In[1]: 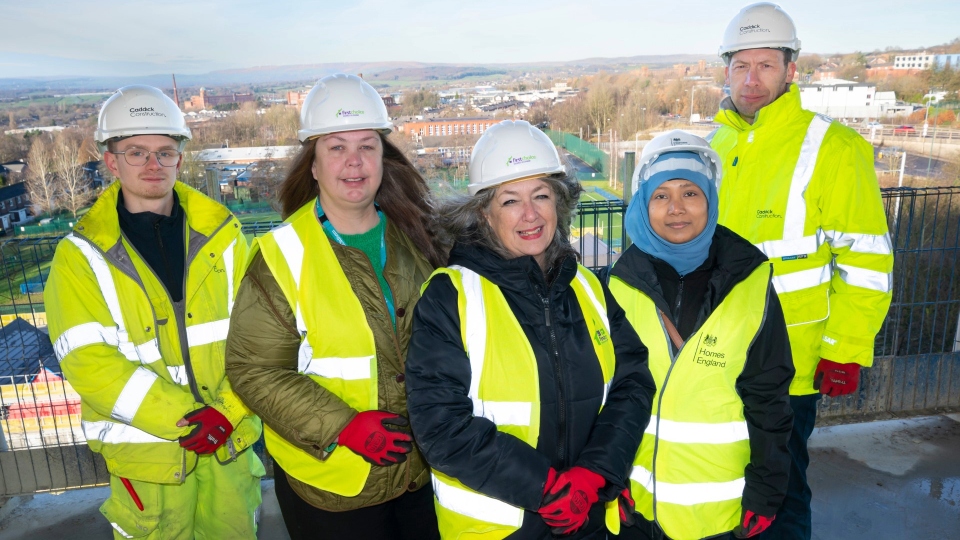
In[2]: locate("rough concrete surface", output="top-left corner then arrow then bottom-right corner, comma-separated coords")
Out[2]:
0,415 -> 958,539
808,413 -> 960,539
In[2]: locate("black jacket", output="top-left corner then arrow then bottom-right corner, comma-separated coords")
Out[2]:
608,225 -> 794,518
406,243 -> 656,539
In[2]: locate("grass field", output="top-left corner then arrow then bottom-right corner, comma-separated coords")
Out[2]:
0,93 -> 106,111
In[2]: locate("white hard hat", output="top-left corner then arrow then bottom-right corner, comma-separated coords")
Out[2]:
719,2 -> 801,64
467,120 -> 565,196
298,74 -> 393,142
94,85 -> 191,150
633,130 -> 722,195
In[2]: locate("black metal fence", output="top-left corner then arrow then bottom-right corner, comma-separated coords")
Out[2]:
0,188 -> 958,495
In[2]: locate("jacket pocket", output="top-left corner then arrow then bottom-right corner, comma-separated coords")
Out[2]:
778,285 -> 829,327
100,489 -> 160,538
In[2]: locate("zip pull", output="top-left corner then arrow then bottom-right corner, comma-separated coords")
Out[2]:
543,299 -> 551,327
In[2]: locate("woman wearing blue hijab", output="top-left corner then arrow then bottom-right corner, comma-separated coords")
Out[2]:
605,131 -> 794,540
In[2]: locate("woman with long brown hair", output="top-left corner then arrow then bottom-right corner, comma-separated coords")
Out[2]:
225,73 -> 442,540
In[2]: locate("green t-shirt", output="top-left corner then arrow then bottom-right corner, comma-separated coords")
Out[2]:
338,217 -> 395,328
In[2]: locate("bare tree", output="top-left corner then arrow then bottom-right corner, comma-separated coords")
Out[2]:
51,130 -> 94,219
25,134 -> 59,218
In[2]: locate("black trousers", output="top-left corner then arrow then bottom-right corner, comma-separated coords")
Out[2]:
273,461 -> 440,540
757,393 -> 821,540
618,516 -> 734,540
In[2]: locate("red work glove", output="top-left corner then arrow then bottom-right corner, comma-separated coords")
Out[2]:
338,410 -> 413,466
733,509 -> 775,538
543,467 -> 558,496
537,466 -> 606,535
178,406 -> 233,454
814,358 -> 861,397
617,487 -> 636,527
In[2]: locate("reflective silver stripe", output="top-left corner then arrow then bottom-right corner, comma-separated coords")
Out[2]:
771,263 -> 832,294
641,157 -> 716,182
837,264 -> 892,293
110,523 -> 134,538
754,230 -> 824,259
432,474 -> 524,528
448,265 -> 487,416
271,224 -> 313,369
272,224 -> 307,332
475,401 -> 532,427
224,238 -> 237,315
645,418 -> 749,444
575,269 -> 610,333
66,235 -> 127,335
303,356 -> 373,380
82,419 -> 169,444
631,465 -> 745,505
824,230 -> 892,255
185,318 -> 230,348
167,365 -> 189,385
132,340 -> 162,364
111,368 -> 158,423
781,115 -> 832,244
65,235 -> 163,365
53,322 -> 119,361
449,266 -> 534,426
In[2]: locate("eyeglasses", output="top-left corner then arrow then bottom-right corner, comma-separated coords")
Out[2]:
110,148 -> 182,167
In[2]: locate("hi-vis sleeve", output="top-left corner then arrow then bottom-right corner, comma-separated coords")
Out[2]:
46,237 -> 197,441
818,136 -> 893,366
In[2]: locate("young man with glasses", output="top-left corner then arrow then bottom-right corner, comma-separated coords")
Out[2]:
45,85 -> 263,539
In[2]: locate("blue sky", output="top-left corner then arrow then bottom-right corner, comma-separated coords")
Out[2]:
3,0 -> 958,78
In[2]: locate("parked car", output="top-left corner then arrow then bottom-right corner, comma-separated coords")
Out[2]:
893,125 -> 916,135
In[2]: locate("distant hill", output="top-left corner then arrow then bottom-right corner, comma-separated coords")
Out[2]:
0,54 -> 716,94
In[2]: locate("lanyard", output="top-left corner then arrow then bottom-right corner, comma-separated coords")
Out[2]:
315,198 -> 395,323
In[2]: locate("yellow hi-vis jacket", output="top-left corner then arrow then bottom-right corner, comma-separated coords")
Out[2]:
427,265 -> 616,540
45,182 -> 259,484
712,84 -> 893,395
253,201 -> 381,497
609,263 -> 771,540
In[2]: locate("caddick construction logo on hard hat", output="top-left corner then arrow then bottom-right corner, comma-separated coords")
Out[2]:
670,137 -> 685,146
336,108 -> 364,118
129,107 -> 166,118
739,24 -> 770,35
505,155 -> 536,166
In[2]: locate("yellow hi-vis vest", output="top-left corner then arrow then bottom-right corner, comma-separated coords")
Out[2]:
608,263 -> 771,540
255,200 -> 379,496
426,264 -> 616,540
712,85 -> 893,395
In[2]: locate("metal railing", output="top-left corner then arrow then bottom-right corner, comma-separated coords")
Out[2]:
0,187 -> 958,495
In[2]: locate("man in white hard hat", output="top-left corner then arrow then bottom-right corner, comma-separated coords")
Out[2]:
45,85 -> 263,539
711,3 -> 893,539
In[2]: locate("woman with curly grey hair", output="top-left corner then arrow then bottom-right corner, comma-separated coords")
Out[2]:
405,120 -> 656,539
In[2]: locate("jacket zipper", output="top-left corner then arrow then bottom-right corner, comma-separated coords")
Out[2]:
537,286 -> 566,466
674,277 -> 684,330
120,228 -> 204,404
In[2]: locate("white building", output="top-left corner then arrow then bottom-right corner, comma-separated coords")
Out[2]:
894,52 -> 934,70
799,80 -> 888,120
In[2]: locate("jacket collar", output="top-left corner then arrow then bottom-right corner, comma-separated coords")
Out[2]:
74,181 -> 233,253
611,225 -> 767,316
448,242 -> 577,297
715,83 -> 802,132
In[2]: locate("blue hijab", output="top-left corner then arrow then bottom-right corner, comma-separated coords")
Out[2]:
624,151 -> 719,276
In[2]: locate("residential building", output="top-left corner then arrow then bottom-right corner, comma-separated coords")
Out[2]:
894,52 -> 935,70
799,79 -> 894,120
0,182 -> 30,232
401,117 -> 501,142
